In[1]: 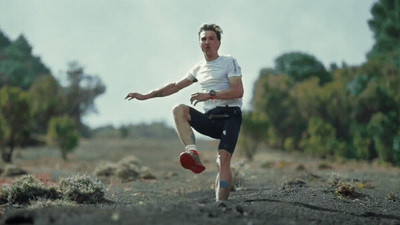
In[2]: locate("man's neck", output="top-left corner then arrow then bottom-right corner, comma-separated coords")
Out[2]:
204,53 -> 219,62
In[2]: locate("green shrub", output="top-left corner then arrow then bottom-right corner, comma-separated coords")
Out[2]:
238,111 -> 269,160
48,116 -> 80,160
237,135 -> 258,161
353,131 -> 372,160
284,137 -> 296,152
367,112 -> 400,165
328,140 -> 348,160
300,117 -> 337,157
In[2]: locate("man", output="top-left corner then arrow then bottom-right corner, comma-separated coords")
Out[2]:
125,23 -> 244,201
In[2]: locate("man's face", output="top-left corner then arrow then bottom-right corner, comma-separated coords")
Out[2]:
199,30 -> 220,55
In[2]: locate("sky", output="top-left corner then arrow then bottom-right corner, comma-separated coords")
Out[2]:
0,0 -> 377,129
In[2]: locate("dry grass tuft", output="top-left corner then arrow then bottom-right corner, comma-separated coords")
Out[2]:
0,175 -> 58,205
0,174 -> 108,206
94,155 -> 156,182
59,174 -> 106,204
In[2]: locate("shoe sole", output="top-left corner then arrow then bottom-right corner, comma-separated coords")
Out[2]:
180,152 -> 205,174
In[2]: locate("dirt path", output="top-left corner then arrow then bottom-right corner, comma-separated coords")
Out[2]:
1,138 -> 400,224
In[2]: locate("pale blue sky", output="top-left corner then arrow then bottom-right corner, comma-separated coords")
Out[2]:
0,0 -> 376,128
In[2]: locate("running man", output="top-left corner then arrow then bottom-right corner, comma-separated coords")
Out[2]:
125,23 -> 244,201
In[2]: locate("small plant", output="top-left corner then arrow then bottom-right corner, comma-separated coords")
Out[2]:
59,174 -> 105,204
327,173 -> 344,186
386,193 -> 399,202
0,175 -> 58,205
334,182 -> 356,199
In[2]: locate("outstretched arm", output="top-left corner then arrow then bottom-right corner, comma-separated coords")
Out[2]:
125,78 -> 193,101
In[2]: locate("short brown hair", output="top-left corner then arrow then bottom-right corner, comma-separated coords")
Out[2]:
198,24 -> 223,41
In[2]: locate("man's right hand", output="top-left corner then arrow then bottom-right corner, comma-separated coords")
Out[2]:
125,92 -> 148,101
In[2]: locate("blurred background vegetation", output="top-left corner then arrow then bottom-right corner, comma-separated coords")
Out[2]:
239,0 -> 400,166
0,0 -> 399,166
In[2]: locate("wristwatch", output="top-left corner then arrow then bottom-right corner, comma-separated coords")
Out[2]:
209,90 -> 216,100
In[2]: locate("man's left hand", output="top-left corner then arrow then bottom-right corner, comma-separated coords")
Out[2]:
190,92 -> 209,106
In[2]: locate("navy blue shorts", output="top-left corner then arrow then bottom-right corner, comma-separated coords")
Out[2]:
189,106 -> 242,153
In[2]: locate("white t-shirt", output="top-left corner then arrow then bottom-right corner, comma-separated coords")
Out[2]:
186,55 -> 242,112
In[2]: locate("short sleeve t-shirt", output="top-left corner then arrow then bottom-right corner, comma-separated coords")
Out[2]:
185,55 -> 242,112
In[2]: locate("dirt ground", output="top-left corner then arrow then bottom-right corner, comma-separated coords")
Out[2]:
1,138 -> 400,225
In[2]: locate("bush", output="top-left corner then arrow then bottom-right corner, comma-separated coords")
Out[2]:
237,135 -> 258,161
284,137 -> 296,152
368,112 -> 400,165
238,111 -> 269,160
353,131 -> 372,160
0,175 -> 58,204
59,175 -> 105,204
0,174 -> 108,206
48,116 -> 80,160
300,117 -> 337,157
94,156 -> 156,182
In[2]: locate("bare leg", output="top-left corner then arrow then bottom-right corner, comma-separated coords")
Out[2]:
173,104 -> 196,146
215,150 -> 232,201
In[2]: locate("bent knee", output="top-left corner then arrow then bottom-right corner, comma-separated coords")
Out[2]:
173,104 -> 190,120
173,104 -> 189,114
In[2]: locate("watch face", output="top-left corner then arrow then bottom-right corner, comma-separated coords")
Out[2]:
209,90 -> 216,96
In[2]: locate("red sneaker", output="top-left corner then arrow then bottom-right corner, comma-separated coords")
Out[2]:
179,150 -> 206,174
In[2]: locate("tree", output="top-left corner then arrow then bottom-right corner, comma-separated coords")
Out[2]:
0,30 -> 11,49
0,114 -> 9,161
367,112 -> 400,165
300,117 -> 347,159
48,116 -> 80,160
63,62 -> 106,136
367,0 -> 400,59
292,77 -> 322,121
0,33 -> 50,90
29,75 -> 65,133
252,69 -> 305,148
274,52 -> 332,84
0,86 -> 31,162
